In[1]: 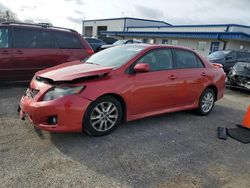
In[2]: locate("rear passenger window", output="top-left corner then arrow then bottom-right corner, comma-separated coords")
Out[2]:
13,29 -> 37,48
175,50 -> 204,69
36,31 -> 56,48
13,28 -> 56,48
54,32 -> 83,49
0,28 -> 9,48
197,57 -> 205,68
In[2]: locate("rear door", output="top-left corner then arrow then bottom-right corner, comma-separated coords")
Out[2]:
0,27 -> 13,81
53,31 -> 89,62
12,27 -> 61,80
173,49 -> 209,106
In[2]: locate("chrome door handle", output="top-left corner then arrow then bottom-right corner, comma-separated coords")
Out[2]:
169,75 -> 177,80
16,50 -> 24,54
1,50 -> 9,55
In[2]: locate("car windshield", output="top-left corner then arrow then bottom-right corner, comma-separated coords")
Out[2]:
113,40 -> 126,45
85,45 -> 146,68
207,51 -> 230,60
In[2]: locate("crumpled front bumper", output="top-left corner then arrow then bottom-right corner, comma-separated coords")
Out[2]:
226,72 -> 250,90
19,91 -> 92,132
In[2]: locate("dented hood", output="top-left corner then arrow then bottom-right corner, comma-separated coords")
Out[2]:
36,60 -> 113,82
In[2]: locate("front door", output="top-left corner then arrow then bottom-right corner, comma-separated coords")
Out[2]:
129,48 -> 178,115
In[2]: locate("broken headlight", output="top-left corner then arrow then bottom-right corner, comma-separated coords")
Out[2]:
43,85 -> 85,101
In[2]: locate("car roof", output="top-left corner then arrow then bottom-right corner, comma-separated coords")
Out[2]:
0,22 -> 77,33
128,44 -> 196,51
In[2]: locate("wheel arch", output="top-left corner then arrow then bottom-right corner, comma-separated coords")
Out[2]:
204,85 -> 218,101
97,93 -> 127,122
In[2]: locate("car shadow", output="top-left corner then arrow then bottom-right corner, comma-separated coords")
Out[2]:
226,86 -> 250,95
49,105 -> 247,187
0,81 -> 30,88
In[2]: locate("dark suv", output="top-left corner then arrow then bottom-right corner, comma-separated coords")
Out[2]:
0,22 -> 93,81
207,50 -> 250,74
84,37 -> 105,52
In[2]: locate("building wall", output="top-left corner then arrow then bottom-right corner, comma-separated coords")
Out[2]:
128,26 -> 227,32
225,40 -> 250,51
229,26 -> 250,35
125,18 -> 168,28
82,18 -> 170,37
83,20 -> 125,37
115,36 -> 225,56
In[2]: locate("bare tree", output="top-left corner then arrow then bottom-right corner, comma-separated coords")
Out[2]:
0,10 -> 18,22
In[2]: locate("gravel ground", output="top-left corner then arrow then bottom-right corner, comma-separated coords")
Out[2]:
0,83 -> 250,188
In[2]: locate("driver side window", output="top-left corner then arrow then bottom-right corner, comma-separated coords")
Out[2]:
137,49 -> 173,71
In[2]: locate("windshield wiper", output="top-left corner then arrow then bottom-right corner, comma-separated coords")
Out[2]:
84,62 -> 100,65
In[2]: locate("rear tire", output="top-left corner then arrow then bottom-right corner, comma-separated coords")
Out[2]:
83,96 -> 123,136
197,88 -> 215,116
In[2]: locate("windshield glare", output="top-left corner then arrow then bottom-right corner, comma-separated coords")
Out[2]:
85,45 -> 146,68
235,62 -> 250,71
207,51 -> 230,60
113,40 -> 126,45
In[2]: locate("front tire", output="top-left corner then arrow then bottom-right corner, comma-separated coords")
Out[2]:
83,96 -> 123,136
197,88 -> 215,115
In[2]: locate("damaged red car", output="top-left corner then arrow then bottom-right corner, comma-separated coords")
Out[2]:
19,44 -> 225,136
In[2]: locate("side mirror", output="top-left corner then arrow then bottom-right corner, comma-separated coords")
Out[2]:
226,56 -> 232,60
134,63 -> 150,73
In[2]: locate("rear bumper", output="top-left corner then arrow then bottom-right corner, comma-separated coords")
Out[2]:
19,94 -> 92,132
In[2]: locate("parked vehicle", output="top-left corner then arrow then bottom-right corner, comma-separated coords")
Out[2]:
19,44 -> 225,136
98,36 -> 117,44
207,50 -> 250,74
84,37 -> 106,52
100,39 -> 142,50
0,22 -> 93,81
226,61 -> 250,90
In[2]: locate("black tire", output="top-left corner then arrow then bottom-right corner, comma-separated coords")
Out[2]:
197,88 -> 215,116
83,96 -> 123,136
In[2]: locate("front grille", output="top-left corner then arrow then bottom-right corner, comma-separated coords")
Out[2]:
26,88 -> 39,98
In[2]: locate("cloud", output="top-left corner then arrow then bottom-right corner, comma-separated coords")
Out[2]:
64,0 -> 85,5
74,9 -> 85,15
0,2 -> 10,11
66,16 -> 82,24
135,5 -> 164,19
20,5 -> 37,10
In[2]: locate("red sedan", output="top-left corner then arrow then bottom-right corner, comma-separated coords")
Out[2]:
19,44 -> 225,136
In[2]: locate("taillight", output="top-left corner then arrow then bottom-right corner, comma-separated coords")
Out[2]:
212,63 -> 223,69
87,48 -> 94,55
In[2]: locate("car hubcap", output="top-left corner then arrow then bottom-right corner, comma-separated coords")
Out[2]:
201,92 -> 214,113
90,102 -> 118,132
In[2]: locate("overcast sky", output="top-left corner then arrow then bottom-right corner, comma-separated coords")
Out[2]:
0,0 -> 250,33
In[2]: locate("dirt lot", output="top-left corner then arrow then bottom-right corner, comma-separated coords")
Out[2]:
0,83 -> 250,188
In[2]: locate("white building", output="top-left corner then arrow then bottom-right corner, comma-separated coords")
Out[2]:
82,17 -> 250,56
82,17 -> 170,37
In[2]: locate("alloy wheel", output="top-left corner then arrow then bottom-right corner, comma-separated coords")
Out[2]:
90,102 -> 118,132
201,92 -> 214,113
